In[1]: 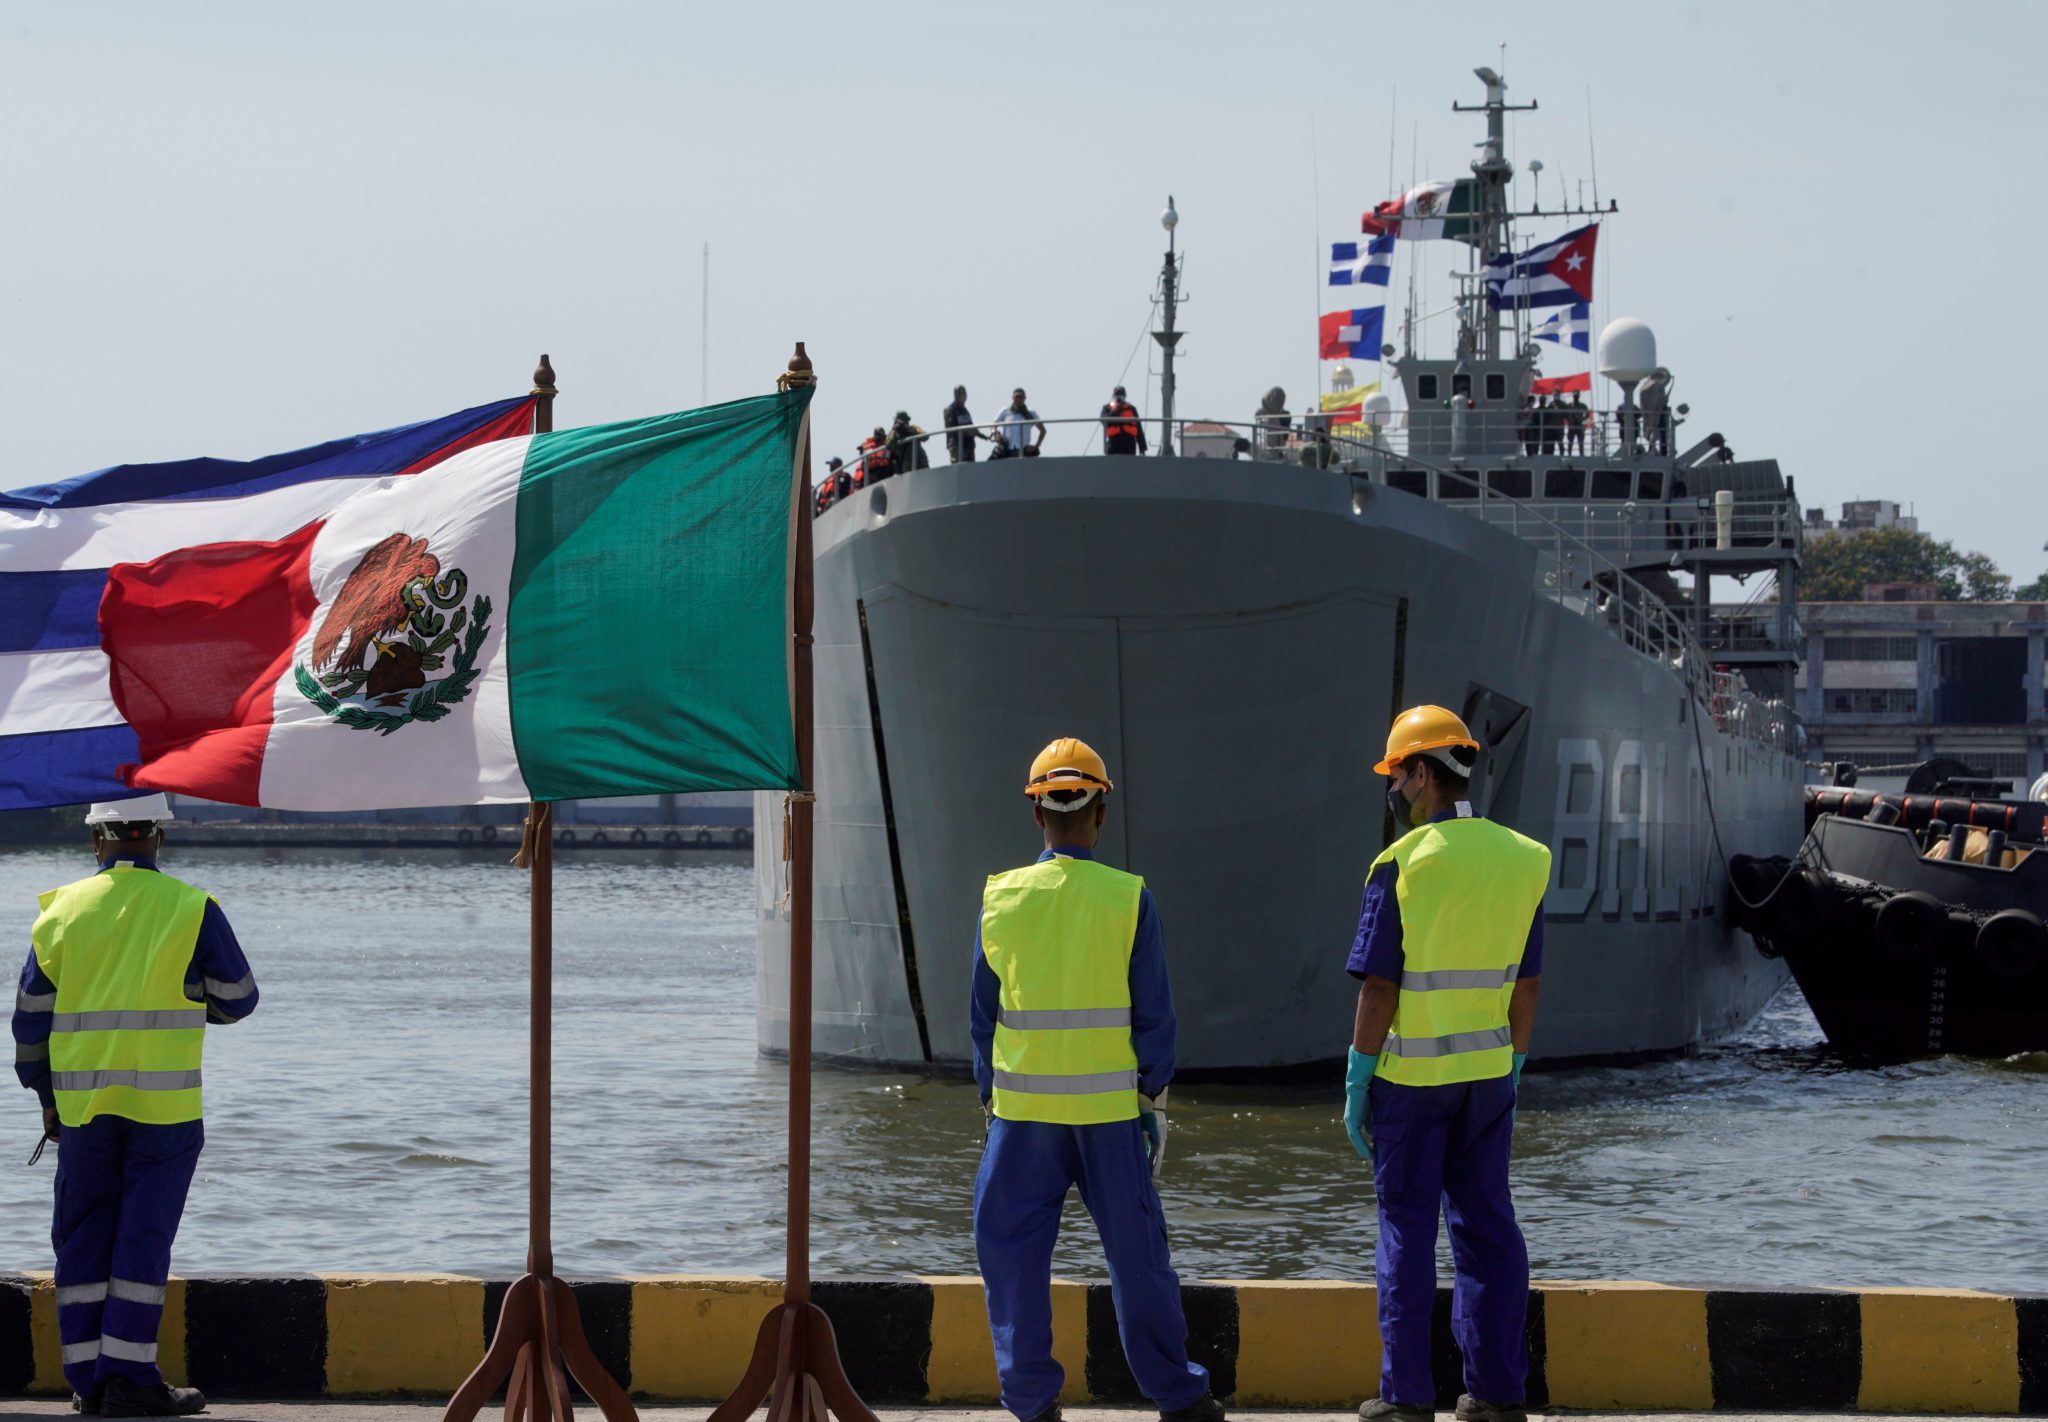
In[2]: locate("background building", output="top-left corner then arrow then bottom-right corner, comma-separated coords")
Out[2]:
1798,599 -> 2047,790
1804,499 -> 1919,536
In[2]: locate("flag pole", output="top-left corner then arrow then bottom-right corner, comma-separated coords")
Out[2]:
709,344 -> 879,1422
442,356 -> 639,1422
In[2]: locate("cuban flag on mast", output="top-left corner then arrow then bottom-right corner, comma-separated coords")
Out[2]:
1484,223 -> 1599,311
1329,232 -> 1395,288
1319,306 -> 1386,361
1533,302 -> 1591,351
0,398 -> 536,809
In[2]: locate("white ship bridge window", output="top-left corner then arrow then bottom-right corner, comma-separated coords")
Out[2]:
1591,469 -> 1633,500
1638,470 -> 1665,500
1388,468 -> 1429,498
1487,468 -> 1533,498
1440,471 -> 1480,500
1544,469 -> 1585,499
1484,373 -> 1508,401
1417,374 -> 1440,401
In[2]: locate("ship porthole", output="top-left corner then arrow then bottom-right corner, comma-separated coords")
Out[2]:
869,486 -> 888,522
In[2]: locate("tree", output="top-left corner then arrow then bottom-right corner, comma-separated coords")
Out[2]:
1801,526 -> 2012,602
2018,570 -> 2048,601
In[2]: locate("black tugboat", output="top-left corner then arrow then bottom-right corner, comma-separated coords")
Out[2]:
1732,765 -> 2048,1056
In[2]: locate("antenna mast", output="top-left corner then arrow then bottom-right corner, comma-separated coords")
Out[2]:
1449,68 -> 1619,363
1452,67 -> 1535,361
1154,197 -> 1183,456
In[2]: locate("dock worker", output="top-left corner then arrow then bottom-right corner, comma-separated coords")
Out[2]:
13,795 -> 257,1417
1100,386 -> 1148,456
1342,708 -> 1549,1422
971,740 -> 1222,1422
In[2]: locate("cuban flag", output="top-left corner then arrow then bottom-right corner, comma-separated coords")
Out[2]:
0,398 -> 536,809
1484,223 -> 1599,311
1329,232 -> 1395,288
1319,306 -> 1386,361
1534,302 -> 1592,352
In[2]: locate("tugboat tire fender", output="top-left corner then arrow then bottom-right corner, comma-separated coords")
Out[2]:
1975,909 -> 2048,984
1773,866 -> 1837,937
1875,891 -> 1946,967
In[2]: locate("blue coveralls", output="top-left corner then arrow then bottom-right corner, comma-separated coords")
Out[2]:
970,847 -> 1209,1420
13,853 -> 259,1396
1347,813 -> 1544,1407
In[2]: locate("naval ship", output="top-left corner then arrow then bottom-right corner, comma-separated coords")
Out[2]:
756,69 -> 1806,1077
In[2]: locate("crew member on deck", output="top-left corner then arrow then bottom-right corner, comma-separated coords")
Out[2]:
991,389 -> 1046,459
971,740 -> 1221,1422
945,386 -> 983,463
14,795 -> 258,1417
1342,709 -> 1549,1422
1100,386 -> 1148,456
889,410 -> 932,472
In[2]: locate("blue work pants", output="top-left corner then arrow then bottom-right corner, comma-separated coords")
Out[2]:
52,1117 -> 203,1395
1370,1075 -> 1527,1406
974,1116 -> 1208,1419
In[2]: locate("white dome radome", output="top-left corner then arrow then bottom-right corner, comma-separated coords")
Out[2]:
1361,391 -> 1393,428
1598,318 -> 1658,385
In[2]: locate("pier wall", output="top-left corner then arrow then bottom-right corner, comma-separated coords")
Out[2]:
3,1275 -> 2045,1412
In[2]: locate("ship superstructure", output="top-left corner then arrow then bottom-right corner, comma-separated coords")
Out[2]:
757,70 -> 1805,1075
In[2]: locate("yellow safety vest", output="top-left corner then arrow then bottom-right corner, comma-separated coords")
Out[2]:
31,868 -> 213,1128
980,856 -> 1144,1125
1370,812 -> 1551,1087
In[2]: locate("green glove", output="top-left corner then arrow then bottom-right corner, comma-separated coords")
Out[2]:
1137,1092 -> 1168,1178
1344,1048 -> 1379,1161
1510,1052 -> 1527,1127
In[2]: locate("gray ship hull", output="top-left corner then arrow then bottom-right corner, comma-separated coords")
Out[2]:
757,456 -> 1797,1074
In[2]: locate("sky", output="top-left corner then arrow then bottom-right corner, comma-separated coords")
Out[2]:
3,0 -> 2044,582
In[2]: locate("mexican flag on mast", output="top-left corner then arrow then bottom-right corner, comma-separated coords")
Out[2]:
1362,179 -> 1478,241
78,391 -> 809,809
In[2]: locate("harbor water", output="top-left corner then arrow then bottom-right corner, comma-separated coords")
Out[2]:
2,848 -> 2043,1291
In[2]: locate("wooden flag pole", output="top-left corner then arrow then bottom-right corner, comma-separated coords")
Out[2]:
443,357 -> 638,1422
709,347 -> 878,1422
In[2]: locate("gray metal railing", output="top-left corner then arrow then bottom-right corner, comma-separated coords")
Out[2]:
815,415 -> 1800,753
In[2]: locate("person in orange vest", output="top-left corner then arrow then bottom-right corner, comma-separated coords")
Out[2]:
1099,385 -> 1148,456
859,427 -> 896,486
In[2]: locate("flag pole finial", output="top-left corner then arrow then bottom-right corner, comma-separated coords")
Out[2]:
532,354 -> 557,397
779,342 -> 816,391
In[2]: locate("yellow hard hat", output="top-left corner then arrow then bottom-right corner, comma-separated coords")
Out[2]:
1025,737 -> 1114,800
1373,704 -> 1481,776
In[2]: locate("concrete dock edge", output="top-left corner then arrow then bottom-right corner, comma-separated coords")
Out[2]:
2,1274 -> 2044,1413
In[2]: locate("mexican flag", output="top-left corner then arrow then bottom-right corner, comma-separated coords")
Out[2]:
1361,179 -> 1478,242
45,390 -> 809,809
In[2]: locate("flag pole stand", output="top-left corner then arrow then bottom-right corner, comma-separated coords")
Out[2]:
443,358 -> 638,1422
708,346 -> 877,1422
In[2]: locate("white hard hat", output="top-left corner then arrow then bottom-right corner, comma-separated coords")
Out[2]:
84,793 -> 175,825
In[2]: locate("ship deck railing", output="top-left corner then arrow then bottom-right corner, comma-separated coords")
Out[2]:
845,408 -> 1709,469
820,418 -> 1800,756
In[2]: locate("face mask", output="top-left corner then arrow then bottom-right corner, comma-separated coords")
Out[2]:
1386,770 -> 1426,828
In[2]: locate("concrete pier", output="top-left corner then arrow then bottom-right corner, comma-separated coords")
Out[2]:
0,1408 -> 2021,1422
4,1275 -> 2044,1413
163,822 -> 752,852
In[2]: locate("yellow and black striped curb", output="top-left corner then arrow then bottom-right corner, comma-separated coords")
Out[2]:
3,1275 -> 2046,1412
